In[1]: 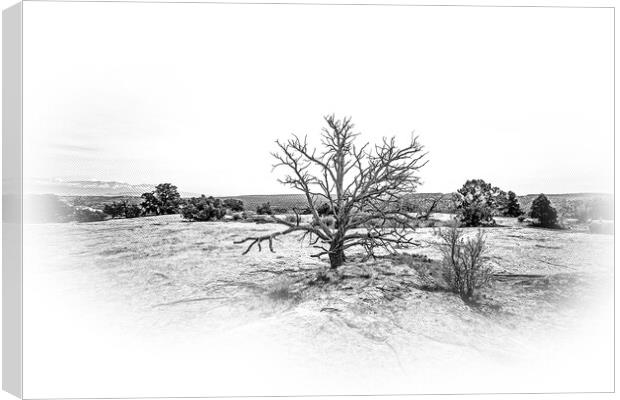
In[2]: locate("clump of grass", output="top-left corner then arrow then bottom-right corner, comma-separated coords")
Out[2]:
394,252 -> 433,265
394,253 -> 447,291
308,269 -> 342,286
266,280 -> 298,301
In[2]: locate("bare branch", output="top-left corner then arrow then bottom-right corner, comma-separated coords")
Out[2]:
237,115 -> 428,269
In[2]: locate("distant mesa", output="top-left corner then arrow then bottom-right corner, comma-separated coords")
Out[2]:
26,179 -> 198,197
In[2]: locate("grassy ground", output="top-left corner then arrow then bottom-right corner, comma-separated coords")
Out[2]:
23,214 -> 614,396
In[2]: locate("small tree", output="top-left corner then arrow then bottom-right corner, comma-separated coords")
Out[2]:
455,179 -> 505,227
436,223 -> 492,302
529,194 -> 558,228
235,115 -> 427,269
502,191 -> 523,217
140,183 -> 181,215
154,183 -> 181,214
223,198 -> 244,212
180,195 -> 227,221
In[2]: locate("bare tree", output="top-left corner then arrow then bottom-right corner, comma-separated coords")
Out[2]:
234,115 -> 428,269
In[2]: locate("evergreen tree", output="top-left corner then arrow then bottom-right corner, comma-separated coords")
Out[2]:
455,179 -> 504,226
503,191 -> 523,217
529,194 -> 558,228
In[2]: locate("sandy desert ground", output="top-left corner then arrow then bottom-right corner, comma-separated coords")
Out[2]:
22,214 -> 614,397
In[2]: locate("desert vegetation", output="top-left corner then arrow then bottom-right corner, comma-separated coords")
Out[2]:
528,193 -> 560,228
180,196 -> 228,221
436,224 -> 493,302
141,183 -> 182,215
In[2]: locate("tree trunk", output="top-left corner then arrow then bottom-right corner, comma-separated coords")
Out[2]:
329,242 -> 346,269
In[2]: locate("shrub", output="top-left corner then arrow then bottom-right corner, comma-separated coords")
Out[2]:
232,212 -> 244,221
529,194 -> 559,228
455,179 -> 505,227
256,202 -> 273,215
241,211 -> 257,219
435,224 -> 493,302
223,198 -> 244,212
104,201 -> 143,219
74,207 -> 107,223
103,202 -> 125,218
180,195 -> 226,221
266,280 -> 298,301
124,204 -> 142,218
517,215 -> 526,223
317,202 -> 337,216
272,207 -> 289,214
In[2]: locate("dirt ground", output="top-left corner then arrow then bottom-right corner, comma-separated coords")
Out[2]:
22,214 -> 614,397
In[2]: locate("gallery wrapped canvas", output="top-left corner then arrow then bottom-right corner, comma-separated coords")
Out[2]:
2,1 -> 615,398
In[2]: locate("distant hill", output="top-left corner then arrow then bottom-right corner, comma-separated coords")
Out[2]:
27,179 -> 198,197
222,192 -> 613,218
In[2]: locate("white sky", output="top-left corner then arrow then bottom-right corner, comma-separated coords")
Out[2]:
23,2 -> 614,196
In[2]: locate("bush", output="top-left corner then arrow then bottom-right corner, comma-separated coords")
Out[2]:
455,179 -> 505,227
435,224 -> 493,302
223,198 -> 244,212
103,202 -> 125,218
180,195 -> 227,221
317,203 -> 337,216
266,280 -> 298,301
242,211 -> 257,219
103,201 -> 143,219
256,202 -> 273,215
74,208 -> 107,223
124,204 -> 142,218
272,207 -> 289,214
529,194 -> 559,228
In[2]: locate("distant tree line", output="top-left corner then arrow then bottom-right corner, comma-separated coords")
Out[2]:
453,179 -> 561,228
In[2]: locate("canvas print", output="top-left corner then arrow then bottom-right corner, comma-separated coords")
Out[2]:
16,1 -> 613,398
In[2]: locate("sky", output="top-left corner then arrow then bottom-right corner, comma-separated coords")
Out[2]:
22,2 -> 614,197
